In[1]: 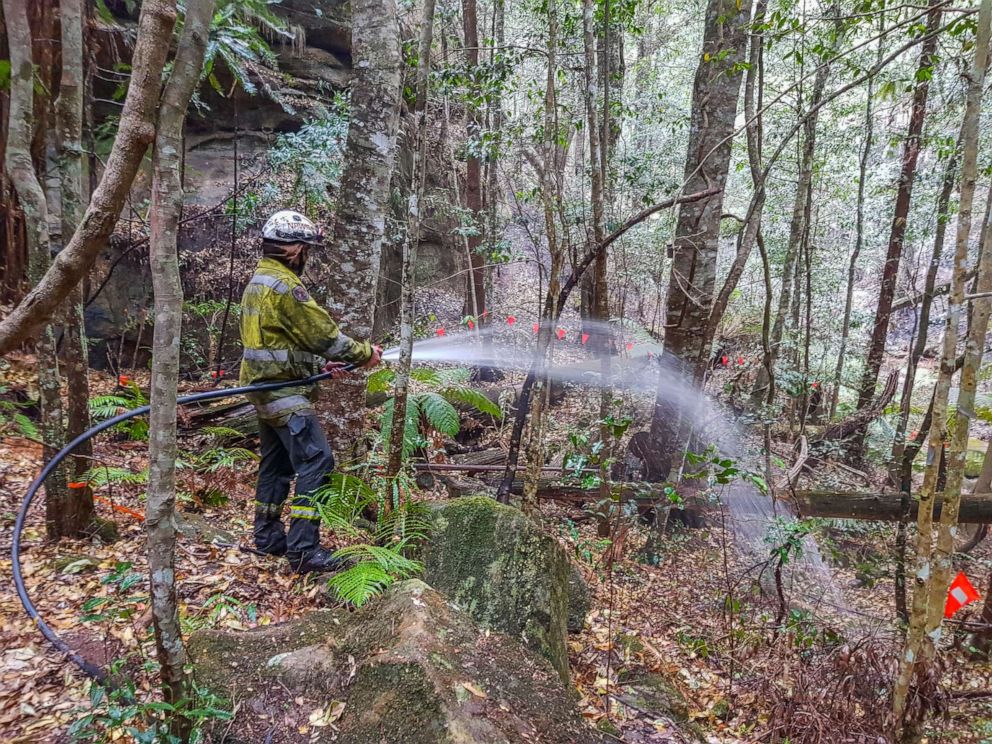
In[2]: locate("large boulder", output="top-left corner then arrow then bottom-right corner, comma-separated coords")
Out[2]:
422,496 -> 590,683
189,580 -> 609,743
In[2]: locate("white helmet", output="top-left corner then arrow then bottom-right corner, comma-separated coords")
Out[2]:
261,210 -> 323,245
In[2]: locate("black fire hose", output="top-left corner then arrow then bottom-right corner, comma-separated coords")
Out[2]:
11,368 -> 352,684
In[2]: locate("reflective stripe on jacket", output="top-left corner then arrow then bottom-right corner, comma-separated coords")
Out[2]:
239,257 -> 372,423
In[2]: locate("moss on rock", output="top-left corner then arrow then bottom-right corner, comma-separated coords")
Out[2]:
422,496 -> 587,683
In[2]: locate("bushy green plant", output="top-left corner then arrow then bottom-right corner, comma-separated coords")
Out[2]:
371,366 -> 501,460
88,380 -> 149,441
313,473 -> 431,607
0,385 -> 38,439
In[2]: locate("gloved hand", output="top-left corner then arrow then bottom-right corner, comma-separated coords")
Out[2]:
322,361 -> 353,379
361,344 -> 383,370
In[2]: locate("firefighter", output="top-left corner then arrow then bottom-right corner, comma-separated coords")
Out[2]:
239,210 -> 382,573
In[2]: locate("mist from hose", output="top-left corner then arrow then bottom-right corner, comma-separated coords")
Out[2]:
382,322 -> 866,631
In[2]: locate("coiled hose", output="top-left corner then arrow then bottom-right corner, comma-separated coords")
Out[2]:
11,369 -> 349,683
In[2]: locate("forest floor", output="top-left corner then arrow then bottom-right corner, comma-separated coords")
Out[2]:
3,351 -> 992,743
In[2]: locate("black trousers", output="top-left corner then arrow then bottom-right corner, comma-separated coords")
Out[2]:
253,411 -> 334,557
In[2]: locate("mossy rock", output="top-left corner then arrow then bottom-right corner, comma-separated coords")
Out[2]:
422,496 -> 588,683
614,673 -> 706,741
189,580 -> 610,743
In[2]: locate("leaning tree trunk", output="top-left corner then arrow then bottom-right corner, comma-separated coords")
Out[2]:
3,0 -> 71,538
145,0 -> 213,724
323,0 -> 402,456
856,0 -> 942,416
57,0 -> 94,490
386,0 -> 436,478
0,0 -> 177,356
893,0 -> 990,731
647,0 -> 750,472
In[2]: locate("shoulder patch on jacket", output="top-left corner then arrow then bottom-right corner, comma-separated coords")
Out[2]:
292,285 -> 310,303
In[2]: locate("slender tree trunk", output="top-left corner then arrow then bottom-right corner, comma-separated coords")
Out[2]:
751,53 -> 830,406
0,0 -> 177,356
892,147 -> 959,621
386,0 -> 436,478
893,0 -> 990,729
648,0 -> 749,473
323,0 -> 402,456
3,0 -> 71,538
830,41 -> 879,420
462,0 -> 486,327
856,0 -> 942,415
520,0 -> 563,514
57,0 -> 94,491
145,0 -> 213,721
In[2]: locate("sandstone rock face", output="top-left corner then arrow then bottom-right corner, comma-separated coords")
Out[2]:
421,496 -> 590,683
189,580 -> 609,744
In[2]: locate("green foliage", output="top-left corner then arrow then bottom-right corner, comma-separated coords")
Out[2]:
68,670 -> 232,744
80,562 -> 146,624
373,366 -> 501,462
189,446 -> 258,473
88,381 -> 149,441
0,386 -> 38,439
312,473 -> 430,607
199,0 -> 290,99
764,517 -> 817,566
82,466 -> 149,490
269,102 -> 350,216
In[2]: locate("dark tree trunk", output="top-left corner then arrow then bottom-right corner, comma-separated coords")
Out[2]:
647,0 -> 750,472
857,0 -> 942,414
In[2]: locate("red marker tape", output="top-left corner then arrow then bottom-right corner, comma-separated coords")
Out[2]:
556,328 -> 566,340
721,355 -> 728,366
533,323 -> 540,334
467,320 -> 475,330
507,315 -> 517,326
436,327 -> 446,337
737,356 -> 744,366
581,333 -> 589,345
626,342 -> 634,352
118,375 -> 130,386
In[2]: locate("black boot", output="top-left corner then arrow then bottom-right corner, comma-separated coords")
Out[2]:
286,546 -> 344,575
254,520 -> 288,556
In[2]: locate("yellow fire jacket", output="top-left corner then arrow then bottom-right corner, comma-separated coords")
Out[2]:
239,257 -> 372,423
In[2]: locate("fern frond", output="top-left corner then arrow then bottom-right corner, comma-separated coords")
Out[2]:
13,413 -> 38,439
416,393 -> 460,437
83,466 -> 149,488
333,544 -> 423,578
366,368 -> 396,395
441,386 -> 501,418
381,396 -> 425,457
89,395 -> 133,421
375,500 -> 433,543
325,563 -> 393,607
410,368 -> 442,385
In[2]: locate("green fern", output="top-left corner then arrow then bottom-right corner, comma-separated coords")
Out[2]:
325,563 -> 395,607
440,386 -> 501,418
89,394 -> 134,421
13,412 -> 39,439
82,466 -> 149,489
193,446 -> 259,472
410,367 -> 442,385
366,368 -> 395,395
416,392 -> 460,437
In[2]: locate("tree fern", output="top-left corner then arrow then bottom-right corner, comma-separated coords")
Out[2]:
410,367 -> 442,385
440,385 -> 501,417
366,367 -> 395,395
416,392 -> 460,437
333,544 -> 423,578
89,394 -> 134,421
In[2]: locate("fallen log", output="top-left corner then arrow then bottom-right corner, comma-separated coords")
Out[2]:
816,369 -> 899,443
793,490 -> 992,523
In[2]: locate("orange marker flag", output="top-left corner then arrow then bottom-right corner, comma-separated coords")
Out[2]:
945,572 -> 981,618
581,333 -> 589,345
507,315 -> 516,326
625,342 -> 634,352
436,327 -> 446,337
556,328 -> 566,340
532,323 -> 540,334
